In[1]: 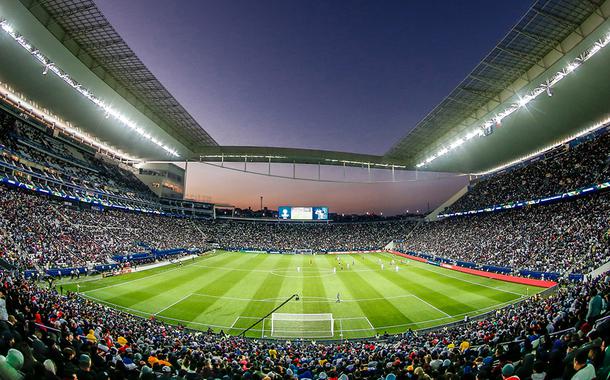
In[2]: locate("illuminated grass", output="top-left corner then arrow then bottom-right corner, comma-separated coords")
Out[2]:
63,251 -> 543,339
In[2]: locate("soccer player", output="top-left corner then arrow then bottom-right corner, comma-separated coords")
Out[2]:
333,267 -> 337,274
395,265 -> 399,272
381,264 -> 384,270
297,267 -> 301,273
336,293 -> 341,303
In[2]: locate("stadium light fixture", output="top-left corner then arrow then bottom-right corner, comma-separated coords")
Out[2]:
0,19 -> 180,158
0,81 -> 138,162
545,80 -> 553,97
416,28 -> 610,169
518,94 -> 533,108
0,21 -> 13,34
473,115 -> 610,176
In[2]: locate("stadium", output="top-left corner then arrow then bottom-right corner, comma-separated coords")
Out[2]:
0,0 -> 609,379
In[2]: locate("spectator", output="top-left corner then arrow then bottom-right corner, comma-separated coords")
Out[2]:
0,348 -> 24,380
572,349 -> 596,380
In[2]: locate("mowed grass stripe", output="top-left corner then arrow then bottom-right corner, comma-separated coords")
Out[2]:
236,254 -> 296,337
99,253 -> 261,315
380,252 -> 538,295
191,254 -> 281,329
334,254 -> 411,333
326,255 -> 379,338
70,251 -> 543,338
301,256 -> 331,314
407,266 -> 522,307
159,254 -> 274,329
380,254 -> 524,308
66,253 -> 218,293
358,254 -> 491,316
353,254 -> 455,320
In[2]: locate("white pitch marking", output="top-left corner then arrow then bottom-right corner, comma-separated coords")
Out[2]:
83,266 -> 184,294
364,316 -> 375,331
229,316 -> 240,329
381,252 -> 525,296
412,294 -> 451,317
154,293 -> 193,316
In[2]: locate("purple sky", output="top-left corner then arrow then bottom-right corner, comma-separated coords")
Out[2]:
95,1 -> 531,214
183,163 -> 469,215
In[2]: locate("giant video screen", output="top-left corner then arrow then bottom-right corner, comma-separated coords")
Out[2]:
278,206 -> 328,220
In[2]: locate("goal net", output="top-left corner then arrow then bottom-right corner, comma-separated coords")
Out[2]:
270,313 -> 334,338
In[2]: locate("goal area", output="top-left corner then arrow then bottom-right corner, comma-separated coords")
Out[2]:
270,313 -> 334,338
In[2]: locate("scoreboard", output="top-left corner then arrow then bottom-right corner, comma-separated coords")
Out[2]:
278,206 -> 329,220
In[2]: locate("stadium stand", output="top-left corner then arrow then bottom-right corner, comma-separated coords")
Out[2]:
2,1 -> 610,377
0,185 -> 207,270
208,220 -> 412,253
1,270 -> 610,379
0,109 -> 157,204
398,192 -> 610,276
2,167 -> 608,276
0,183 -> 415,270
444,130 -> 610,213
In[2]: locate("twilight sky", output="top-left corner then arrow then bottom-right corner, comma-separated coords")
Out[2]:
95,1 -> 532,214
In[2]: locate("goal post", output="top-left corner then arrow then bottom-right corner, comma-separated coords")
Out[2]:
270,313 -> 334,338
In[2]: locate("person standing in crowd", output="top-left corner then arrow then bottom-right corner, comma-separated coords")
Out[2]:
572,349 -> 596,380
0,291 -> 8,331
587,289 -> 604,323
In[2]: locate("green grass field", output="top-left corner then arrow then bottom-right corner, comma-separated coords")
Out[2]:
62,251 -> 544,339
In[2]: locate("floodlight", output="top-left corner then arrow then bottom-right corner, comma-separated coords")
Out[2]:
1,22 -> 14,34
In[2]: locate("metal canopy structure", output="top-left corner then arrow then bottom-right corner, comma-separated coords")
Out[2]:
385,0 -> 604,166
195,146 -> 405,169
19,0 -> 217,151
1,0 -> 609,174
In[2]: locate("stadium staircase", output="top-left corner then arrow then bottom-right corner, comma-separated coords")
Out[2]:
386,218 -> 423,249
587,256 -> 610,281
425,184 -> 469,220
191,220 -> 208,239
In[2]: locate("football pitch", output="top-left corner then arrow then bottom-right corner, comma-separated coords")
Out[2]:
63,251 -> 544,339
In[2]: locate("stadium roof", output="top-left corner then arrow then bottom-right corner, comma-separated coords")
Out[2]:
385,0 -> 607,168
13,0 -> 217,151
1,0 -> 609,173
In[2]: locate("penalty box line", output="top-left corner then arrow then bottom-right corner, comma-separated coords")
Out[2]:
154,292 -> 194,316
381,252 -> 525,297
412,295 -> 451,317
236,315 -> 377,336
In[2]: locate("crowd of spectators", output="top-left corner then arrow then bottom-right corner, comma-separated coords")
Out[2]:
446,131 -> 610,213
400,193 -> 610,275
2,179 -> 609,275
1,268 -> 610,379
206,220 -> 412,253
2,98 -> 610,379
0,110 -> 156,202
0,184 -> 416,270
0,185 -> 206,270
